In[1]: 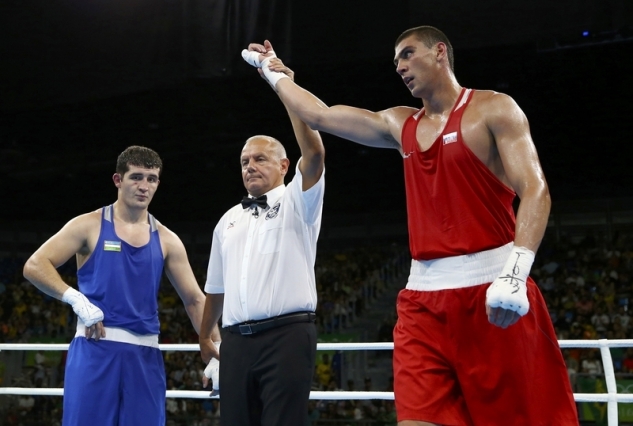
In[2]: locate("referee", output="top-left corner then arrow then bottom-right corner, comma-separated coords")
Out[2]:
199,58 -> 325,426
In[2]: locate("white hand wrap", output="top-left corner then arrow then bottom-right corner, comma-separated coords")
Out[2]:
62,287 -> 104,327
261,56 -> 290,89
486,246 -> 534,316
240,48 -> 289,89
203,341 -> 221,391
241,49 -> 266,68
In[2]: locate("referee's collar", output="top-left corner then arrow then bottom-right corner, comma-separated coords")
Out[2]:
250,184 -> 285,207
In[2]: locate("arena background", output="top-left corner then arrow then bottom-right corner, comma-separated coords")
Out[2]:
1,0 -> 632,229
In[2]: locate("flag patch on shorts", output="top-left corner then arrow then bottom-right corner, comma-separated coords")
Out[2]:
104,240 -> 121,252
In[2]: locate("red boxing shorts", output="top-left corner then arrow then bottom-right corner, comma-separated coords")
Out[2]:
393,276 -> 578,425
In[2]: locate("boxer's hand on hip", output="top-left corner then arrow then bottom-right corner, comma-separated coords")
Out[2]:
62,287 -> 104,327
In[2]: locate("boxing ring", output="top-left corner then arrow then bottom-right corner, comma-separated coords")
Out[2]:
2,339 -> 633,425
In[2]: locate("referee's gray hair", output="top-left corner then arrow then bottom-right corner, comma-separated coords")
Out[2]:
243,135 -> 287,162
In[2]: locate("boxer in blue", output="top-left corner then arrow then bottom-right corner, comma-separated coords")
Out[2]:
23,145 -> 220,425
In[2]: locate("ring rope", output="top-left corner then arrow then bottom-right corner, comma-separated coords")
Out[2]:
1,339 -> 630,425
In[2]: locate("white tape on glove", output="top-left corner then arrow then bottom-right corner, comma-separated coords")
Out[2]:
62,287 -> 104,327
486,246 -> 534,316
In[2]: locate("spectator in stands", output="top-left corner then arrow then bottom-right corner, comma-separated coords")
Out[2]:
563,349 -> 579,387
581,349 -> 603,376
316,353 -> 333,390
591,304 -> 610,337
622,348 -> 633,373
576,291 -> 595,316
613,305 -> 631,331
18,394 -> 35,417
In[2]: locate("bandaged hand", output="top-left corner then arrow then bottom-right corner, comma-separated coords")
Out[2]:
241,39 -> 276,67
203,341 -> 221,395
241,49 -> 269,68
241,40 -> 290,89
486,246 -> 534,323
62,287 -> 104,327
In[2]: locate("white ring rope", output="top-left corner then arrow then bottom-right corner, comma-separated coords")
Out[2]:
1,339 -> 630,425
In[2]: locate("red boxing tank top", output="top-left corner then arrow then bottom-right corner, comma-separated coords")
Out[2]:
401,88 -> 517,260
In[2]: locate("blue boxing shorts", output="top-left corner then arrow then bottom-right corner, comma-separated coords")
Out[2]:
62,337 -> 166,426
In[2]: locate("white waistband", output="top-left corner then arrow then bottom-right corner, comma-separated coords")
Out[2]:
406,242 -> 513,291
75,320 -> 159,348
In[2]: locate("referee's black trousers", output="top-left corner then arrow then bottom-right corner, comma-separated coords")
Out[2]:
219,321 -> 317,426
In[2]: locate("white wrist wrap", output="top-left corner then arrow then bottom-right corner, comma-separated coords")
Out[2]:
203,341 -> 221,391
261,56 -> 290,89
485,246 -> 534,316
62,287 -> 104,327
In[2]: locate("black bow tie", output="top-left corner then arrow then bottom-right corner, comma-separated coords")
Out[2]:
241,195 -> 268,209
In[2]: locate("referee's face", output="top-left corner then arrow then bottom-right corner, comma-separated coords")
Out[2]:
240,138 -> 288,197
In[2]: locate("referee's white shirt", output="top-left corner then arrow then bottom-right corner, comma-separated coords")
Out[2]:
204,160 -> 324,327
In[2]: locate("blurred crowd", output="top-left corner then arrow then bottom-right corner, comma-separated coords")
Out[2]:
2,229 -> 633,425
533,231 -> 633,384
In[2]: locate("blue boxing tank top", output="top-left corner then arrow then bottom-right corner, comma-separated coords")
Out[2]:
77,205 -> 164,335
